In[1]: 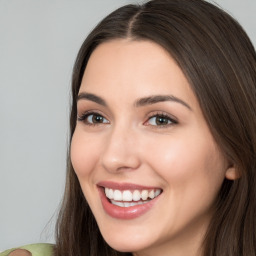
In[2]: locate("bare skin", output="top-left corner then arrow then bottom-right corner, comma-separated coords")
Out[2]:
8,249 -> 32,256
72,39 -> 238,256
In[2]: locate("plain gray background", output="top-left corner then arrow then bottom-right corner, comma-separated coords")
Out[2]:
0,0 -> 255,251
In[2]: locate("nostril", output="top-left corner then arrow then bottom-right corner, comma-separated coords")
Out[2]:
100,133 -> 141,173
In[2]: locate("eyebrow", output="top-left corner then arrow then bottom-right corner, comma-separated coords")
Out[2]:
135,95 -> 192,110
77,92 -> 107,106
77,92 -> 192,110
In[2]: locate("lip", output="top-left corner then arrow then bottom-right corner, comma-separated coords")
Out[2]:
97,181 -> 162,220
98,181 -> 160,191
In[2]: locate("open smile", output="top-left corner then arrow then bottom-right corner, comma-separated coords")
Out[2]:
97,181 -> 163,219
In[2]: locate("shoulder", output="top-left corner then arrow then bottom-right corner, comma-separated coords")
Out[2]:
0,244 -> 54,256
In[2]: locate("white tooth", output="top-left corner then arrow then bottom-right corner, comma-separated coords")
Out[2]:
124,202 -> 137,207
149,190 -> 155,199
108,189 -> 114,199
123,202 -> 130,207
111,200 -> 151,207
111,200 -> 124,207
141,190 -> 148,200
123,190 -> 133,201
155,189 -> 161,197
113,190 -> 122,200
105,188 -> 109,198
133,190 -> 141,201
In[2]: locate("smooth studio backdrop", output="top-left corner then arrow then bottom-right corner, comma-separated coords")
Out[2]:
0,0 -> 255,250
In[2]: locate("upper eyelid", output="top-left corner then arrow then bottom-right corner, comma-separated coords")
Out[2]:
77,111 -> 110,125
145,111 -> 178,122
77,109 -> 108,119
77,109 -> 178,124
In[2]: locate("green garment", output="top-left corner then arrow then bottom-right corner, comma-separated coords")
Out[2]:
0,243 -> 53,256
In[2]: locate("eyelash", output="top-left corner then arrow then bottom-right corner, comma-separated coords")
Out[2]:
77,111 -> 109,126
77,111 -> 178,128
144,111 -> 178,128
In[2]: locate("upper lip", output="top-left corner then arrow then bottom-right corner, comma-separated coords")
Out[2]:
97,181 -> 162,191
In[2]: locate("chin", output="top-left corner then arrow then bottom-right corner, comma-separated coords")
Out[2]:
105,237 -> 149,253
99,225 -> 154,253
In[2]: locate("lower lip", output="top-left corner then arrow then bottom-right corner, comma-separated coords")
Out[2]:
98,187 -> 160,220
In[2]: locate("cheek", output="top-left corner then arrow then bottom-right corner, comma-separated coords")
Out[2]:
70,129 -> 100,179
70,129 -> 104,210
144,134 -> 226,230
145,133 -> 226,194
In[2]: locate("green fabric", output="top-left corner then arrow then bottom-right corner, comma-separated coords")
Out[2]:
0,243 -> 53,256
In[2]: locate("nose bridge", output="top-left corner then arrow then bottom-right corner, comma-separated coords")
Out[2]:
101,122 -> 140,173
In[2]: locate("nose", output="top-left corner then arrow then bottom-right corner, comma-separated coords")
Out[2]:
100,126 -> 141,173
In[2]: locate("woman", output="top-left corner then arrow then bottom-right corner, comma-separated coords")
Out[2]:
56,0 -> 256,255
3,0 -> 256,255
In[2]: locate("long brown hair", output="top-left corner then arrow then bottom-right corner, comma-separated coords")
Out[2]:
55,0 -> 256,255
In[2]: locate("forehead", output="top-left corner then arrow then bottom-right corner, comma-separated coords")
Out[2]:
80,39 -> 198,109
83,39 -> 179,82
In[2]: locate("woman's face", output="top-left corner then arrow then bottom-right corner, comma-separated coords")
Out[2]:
71,39 -> 233,255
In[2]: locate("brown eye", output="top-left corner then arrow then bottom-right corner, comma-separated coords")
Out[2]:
77,112 -> 109,125
147,115 -> 176,126
86,114 -> 108,124
155,116 -> 170,125
91,114 -> 105,123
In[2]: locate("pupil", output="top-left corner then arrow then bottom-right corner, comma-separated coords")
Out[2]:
156,116 -> 168,125
93,115 -> 103,123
